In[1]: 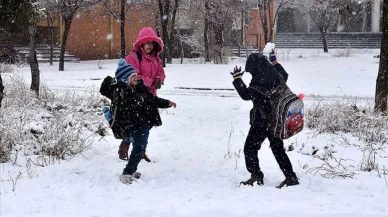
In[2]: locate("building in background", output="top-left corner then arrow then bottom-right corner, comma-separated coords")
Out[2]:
276,0 -> 382,33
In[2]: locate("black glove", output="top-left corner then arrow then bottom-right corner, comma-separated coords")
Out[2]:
152,78 -> 163,89
230,66 -> 244,80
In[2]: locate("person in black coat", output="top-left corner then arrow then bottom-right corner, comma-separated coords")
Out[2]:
231,51 -> 299,188
106,59 -> 176,184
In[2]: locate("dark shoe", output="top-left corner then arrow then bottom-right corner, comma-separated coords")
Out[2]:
142,148 -> 151,163
276,176 -> 299,189
240,172 -> 264,186
118,141 -> 130,160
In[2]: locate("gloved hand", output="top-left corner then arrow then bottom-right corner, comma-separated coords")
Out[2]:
152,78 -> 163,89
230,66 -> 244,80
269,49 -> 277,62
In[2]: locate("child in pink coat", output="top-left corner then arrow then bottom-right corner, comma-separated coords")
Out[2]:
125,27 -> 165,96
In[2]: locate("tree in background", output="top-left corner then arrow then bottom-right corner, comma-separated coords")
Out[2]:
43,7 -> 58,66
158,0 -> 180,65
298,0 -> 340,53
0,0 -> 41,96
269,0 -> 297,42
375,0 -> 388,113
40,0 -> 62,66
0,0 -> 32,40
0,73 -> 3,108
46,0 -> 100,71
120,0 -> 126,58
28,0 -> 42,96
204,0 -> 247,64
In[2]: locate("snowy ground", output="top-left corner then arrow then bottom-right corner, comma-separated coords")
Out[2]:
1,49 -> 387,217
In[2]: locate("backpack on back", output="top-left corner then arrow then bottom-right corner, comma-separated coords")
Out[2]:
100,76 -> 131,139
281,97 -> 304,139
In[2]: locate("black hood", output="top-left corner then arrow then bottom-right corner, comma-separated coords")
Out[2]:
245,53 -> 273,76
245,52 -> 279,91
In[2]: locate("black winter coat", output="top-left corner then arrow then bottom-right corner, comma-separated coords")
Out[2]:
103,78 -> 171,130
233,63 -> 288,126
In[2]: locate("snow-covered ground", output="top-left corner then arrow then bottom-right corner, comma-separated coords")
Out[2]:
1,49 -> 387,217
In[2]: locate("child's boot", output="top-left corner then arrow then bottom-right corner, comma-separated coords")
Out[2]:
240,171 -> 264,186
118,141 -> 130,160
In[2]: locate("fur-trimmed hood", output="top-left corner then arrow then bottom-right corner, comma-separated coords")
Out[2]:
133,27 -> 164,53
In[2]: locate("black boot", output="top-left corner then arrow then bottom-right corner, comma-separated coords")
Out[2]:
240,172 -> 264,186
276,176 -> 299,189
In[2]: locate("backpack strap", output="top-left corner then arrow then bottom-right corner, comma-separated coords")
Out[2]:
135,51 -> 142,63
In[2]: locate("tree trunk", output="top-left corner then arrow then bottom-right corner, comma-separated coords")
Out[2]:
29,23 -> 40,96
259,1 -> 269,43
167,0 -> 179,64
361,3 -> 369,32
213,24 -> 223,64
158,0 -> 169,67
320,28 -> 329,53
0,73 -> 4,108
267,1 -> 274,43
49,26 -> 54,65
204,1 -> 211,62
120,0 -> 126,58
59,17 -> 73,71
241,9 -> 244,45
374,0 -> 388,113
46,13 -> 54,66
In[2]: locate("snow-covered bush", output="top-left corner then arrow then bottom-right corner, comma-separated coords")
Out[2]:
306,99 -> 387,143
331,48 -> 353,57
0,75 -> 110,164
305,98 -> 388,174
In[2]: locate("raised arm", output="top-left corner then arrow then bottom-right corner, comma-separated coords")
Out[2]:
273,63 -> 288,83
233,79 -> 253,101
231,66 -> 253,101
269,49 -> 288,83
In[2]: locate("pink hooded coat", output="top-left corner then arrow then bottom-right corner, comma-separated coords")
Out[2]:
125,27 -> 165,96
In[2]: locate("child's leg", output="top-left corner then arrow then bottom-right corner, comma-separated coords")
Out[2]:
123,127 -> 150,175
141,128 -> 151,162
269,136 -> 296,178
244,124 -> 267,176
118,137 -> 133,160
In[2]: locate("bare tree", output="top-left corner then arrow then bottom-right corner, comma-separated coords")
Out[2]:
174,0 -> 205,59
28,1 -> 44,96
361,0 -> 374,32
204,0 -> 211,62
158,0 -> 180,65
47,0 -> 100,71
0,73 -> 3,107
255,0 -> 296,43
298,0 -> 340,53
46,11 -> 56,66
120,0 -> 126,58
0,0 -> 41,96
336,0 -> 375,32
204,0 -> 245,64
374,0 -> 388,113
102,0 -> 130,59
29,15 -> 40,96
41,4 -> 59,66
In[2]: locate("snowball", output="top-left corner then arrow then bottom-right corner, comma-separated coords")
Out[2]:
263,42 -> 275,54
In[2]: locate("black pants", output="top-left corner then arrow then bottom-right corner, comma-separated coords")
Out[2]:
244,123 -> 296,178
